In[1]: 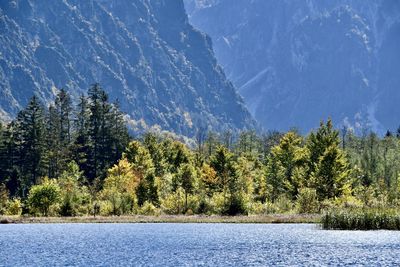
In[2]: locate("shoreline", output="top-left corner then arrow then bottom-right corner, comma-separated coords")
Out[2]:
0,214 -> 321,224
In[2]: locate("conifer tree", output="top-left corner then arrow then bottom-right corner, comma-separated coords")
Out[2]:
0,122 -> 20,196
16,96 -> 48,197
311,145 -> 351,199
210,145 -> 244,214
87,83 -> 104,180
143,132 -> 165,177
177,163 -> 196,212
72,94 -> 91,181
266,132 -> 307,199
307,119 -> 351,199
46,104 -> 61,178
55,88 -> 72,144
109,100 -> 130,165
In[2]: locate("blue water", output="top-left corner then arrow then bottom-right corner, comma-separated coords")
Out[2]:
0,223 -> 399,266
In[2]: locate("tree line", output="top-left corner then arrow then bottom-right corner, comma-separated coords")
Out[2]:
1,85 -> 400,216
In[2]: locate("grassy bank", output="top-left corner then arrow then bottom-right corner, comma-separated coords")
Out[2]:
0,214 -> 320,224
322,209 -> 400,230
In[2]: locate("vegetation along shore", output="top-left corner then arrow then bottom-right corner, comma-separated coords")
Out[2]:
0,214 -> 320,224
1,84 -> 400,230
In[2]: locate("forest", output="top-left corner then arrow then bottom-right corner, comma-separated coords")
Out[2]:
1,84 -> 400,217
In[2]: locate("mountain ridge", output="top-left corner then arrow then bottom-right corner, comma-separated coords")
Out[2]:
185,0 -> 400,134
0,0 -> 256,136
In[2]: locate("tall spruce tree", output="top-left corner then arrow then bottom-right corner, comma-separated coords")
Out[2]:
266,131 -> 307,200
16,96 -> 47,197
109,100 -> 129,165
307,119 -> 351,199
0,122 -> 20,196
55,89 -> 72,143
46,104 -> 61,178
72,94 -> 91,181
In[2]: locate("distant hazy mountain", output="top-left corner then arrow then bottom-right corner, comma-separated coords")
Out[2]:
0,0 -> 255,136
185,0 -> 400,133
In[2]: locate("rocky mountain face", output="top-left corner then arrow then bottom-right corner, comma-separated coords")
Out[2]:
185,0 -> 400,133
0,0 -> 255,136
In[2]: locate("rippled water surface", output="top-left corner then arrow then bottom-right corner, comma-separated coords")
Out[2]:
1,223 -> 400,266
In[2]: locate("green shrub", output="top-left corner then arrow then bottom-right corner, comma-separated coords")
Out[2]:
6,198 -> 22,215
334,195 -> 363,209
28,178 -> 61,216
264,201 -> 279,214
196,195 -> 211,214
296,188 -> 319,214
161,188 -> 185,214
273,195 -> 294,213
224,194 -> 247,215
99,201 -> 113,216
208,192 -> 225,215
247,201 -> 265,215
57,162 -> 92,216
138,201 -> 160,215
0,183 -> 9,215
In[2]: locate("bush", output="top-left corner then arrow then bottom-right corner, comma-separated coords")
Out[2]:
6,198 -> 22,215
334,195 -> 363,209
99,201 -> 113,216
161,188 -> 185,214
208,192 -> 225,215
196,195 -> 211,214
28,178 -> 61,216
0,184 -> 9,215
224,194 -> 247,215
58,164 -> 92,216
264,201 -> 279,214
247,201 -> 265,215
274,195 -> 294,213
59,199 -> 74,217
138,201 -> 160,215
296,188 -> 319,214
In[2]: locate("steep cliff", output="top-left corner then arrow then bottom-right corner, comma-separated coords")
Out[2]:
0,0 -> 255,136
186,0 -> 400,133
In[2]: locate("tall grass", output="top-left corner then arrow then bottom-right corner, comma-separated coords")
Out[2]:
322,208 -> 400,230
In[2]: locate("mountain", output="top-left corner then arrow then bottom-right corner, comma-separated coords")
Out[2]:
185,0 -> 400,133
0,0 -> 255,136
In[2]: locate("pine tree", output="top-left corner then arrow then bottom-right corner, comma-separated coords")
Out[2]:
98,89 -> 112,174
72,94 -> 91,181
55,88 -> 72,144
311,145 -> 351,199
86,84 -> 125,180
87,83 -> 103,180
45,89 -> 73,179
16,96 -> 48,197
109,100 -> 129,165
265,155 -> 285,202
306,119 -> 339,177
177,163 -> 196,212
163,140 -> 191,174
307,119 -> 351,200
360,133 -> 380,186
0,122 -> 20,196
136,172 -> 159,207
46,104 -> 61,178
210,145 -> 244,214
143,132 -> 164,177
266,131 -> 307,200
205,131 -> 219,158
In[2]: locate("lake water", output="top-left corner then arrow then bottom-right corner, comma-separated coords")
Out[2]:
1,223 -> 399,266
